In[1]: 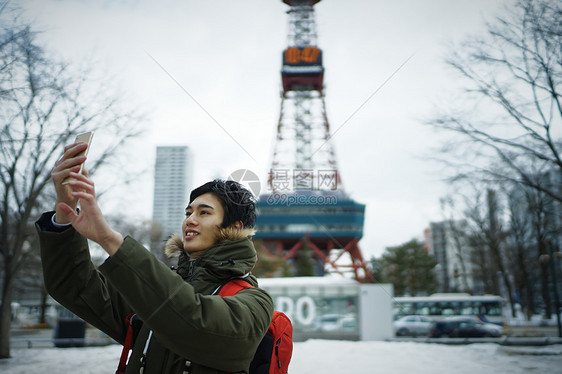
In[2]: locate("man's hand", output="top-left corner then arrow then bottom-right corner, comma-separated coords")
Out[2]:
52,142 -> 89,224
57,171 -> 123,256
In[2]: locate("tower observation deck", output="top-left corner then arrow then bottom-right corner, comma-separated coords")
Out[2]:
254,0 -> 374,282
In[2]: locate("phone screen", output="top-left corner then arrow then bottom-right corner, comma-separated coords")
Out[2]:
62,131 -> 94,184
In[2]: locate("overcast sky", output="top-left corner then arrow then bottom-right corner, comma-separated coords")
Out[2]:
17,0 -> 513,259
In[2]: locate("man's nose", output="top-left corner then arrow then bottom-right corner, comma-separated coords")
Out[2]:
185,214 -> 197,225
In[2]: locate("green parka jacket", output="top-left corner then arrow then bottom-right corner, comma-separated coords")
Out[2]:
35,211 -> 274,374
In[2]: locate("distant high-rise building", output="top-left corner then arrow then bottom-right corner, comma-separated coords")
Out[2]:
427,220 -> 477,294
427,221 -> 450,292
152,146 -> 193,248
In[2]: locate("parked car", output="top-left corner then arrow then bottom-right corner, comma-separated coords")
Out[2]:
315,314 -> 357,332
430,317 -> 503,338
393,315 -> 434,336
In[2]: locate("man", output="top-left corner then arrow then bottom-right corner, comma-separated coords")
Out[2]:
35,140 -> 273,373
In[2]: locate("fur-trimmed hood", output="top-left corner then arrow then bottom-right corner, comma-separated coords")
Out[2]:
164,227 -> 256,257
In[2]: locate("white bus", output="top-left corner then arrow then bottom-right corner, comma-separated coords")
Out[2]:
393,293 -> 505,325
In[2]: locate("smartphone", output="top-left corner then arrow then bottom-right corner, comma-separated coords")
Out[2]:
62,131 -> 94,184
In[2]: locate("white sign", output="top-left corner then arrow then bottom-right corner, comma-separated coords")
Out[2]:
276,296 -> 316,325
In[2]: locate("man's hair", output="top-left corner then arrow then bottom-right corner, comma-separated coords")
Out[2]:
189,179 -> 257,228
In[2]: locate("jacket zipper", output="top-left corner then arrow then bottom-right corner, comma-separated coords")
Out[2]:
187,260 -> 196,279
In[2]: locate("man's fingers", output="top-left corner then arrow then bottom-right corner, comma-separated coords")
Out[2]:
67,172 -> 94,186
52,165 -> 83,187
53,164 -> 81,176
56,143 -> 88,166
53,154 -> 86,173
71,190 -> 94,202
65,142 -> 88,156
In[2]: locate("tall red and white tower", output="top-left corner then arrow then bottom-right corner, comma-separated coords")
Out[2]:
269,0 -> 341,192
255,0 -> 373,282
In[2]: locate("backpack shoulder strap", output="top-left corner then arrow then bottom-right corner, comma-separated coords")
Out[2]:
216,277 -> 254,296
116,313 -> 136,374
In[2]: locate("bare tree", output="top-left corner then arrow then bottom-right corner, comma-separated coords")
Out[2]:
455,187 -> 514,315
486,189 -> 516,317
428,0 -> 562,203
506,185 -> 536,319
527,180 -> 556,318
441,176 -> 559,320
0,20 -> 144,358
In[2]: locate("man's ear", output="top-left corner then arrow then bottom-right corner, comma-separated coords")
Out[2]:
232,220 -> 244,230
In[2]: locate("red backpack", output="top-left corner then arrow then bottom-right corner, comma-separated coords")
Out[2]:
217,278 -> 293,374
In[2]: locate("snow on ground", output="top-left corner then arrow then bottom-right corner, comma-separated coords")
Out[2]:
1,340 -> 561,374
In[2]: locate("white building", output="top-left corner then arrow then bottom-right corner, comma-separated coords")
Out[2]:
151,146 -> 193,246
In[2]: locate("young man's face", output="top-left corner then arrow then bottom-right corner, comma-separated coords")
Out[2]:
182,192 -> 224,256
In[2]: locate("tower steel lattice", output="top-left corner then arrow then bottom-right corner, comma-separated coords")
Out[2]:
254,0 -> 374,282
